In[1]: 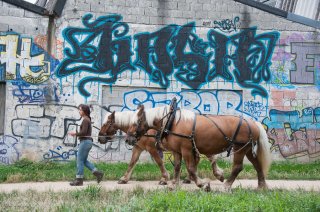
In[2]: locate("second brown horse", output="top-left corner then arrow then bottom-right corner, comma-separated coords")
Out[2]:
98,110 -> 224,185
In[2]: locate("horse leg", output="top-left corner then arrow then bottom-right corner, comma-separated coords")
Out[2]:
183,155 -> 224,183
224,149 -> 247,190
118,145 -> 143,184
246,150 -> 268,189
147,147 -> 170,185
182,150 -> 210,191
183,154 -> 200,184
207,155 -> 224,182
171,152 -> 182,186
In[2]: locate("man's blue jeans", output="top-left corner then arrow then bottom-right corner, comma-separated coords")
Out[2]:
76,139 -> 97,178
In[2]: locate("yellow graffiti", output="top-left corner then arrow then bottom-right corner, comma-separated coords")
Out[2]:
0,35 -> 50,84
162,152 -> 207,163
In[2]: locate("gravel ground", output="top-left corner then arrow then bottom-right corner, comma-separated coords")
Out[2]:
0,180 -> 319,193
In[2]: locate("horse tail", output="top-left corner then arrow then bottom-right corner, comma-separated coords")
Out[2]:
255,121 -> 272,177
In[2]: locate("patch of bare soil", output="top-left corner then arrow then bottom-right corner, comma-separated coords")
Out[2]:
0,180 -> 319,193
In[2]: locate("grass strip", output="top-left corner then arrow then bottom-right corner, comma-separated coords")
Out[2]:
0,158 -> 319,183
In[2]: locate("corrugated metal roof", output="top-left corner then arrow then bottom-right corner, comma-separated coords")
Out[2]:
237,0 -> 320,28
255,0 -> 319,20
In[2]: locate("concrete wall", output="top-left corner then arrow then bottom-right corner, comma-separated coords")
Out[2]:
0,0 -> 319,164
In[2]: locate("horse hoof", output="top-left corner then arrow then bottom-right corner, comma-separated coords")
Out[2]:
159,181 -> 167,185
168,185 -> 175,191
117,180 -> 128,184
204,183 -> 211,192
219,176 -> 224,182
182,179 -> 191,184
223,185 -> 232,192
258,184 -> 268,190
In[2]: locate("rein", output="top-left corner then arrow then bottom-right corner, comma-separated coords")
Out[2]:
203,115 -> 254,157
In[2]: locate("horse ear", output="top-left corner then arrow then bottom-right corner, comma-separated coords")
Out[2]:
137,105 -> 145,117
110,111 -> 115,119
137,104 -> 144,110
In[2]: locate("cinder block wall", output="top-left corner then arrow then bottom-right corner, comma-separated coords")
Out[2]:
0,0 -> 319,164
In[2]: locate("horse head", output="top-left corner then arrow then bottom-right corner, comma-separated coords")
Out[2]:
98,111 -> 117,144
125,104 -> 149,144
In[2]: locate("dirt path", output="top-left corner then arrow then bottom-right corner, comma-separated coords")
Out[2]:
0,180 -> 320,193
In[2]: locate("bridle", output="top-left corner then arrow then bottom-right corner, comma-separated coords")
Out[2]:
99,120 -> 116,140
127,116 -> 151,141
133,106 -> 200,159
129,102 -> 182,145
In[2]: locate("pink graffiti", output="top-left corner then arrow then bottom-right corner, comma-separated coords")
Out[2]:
279,33 -> 305,46
268,128 -> 320,158
272,48 -> 293,61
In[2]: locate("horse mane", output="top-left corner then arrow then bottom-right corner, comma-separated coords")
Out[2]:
103,111 -> 137,127
144,105 -> 194,127
102,112 -> 111,124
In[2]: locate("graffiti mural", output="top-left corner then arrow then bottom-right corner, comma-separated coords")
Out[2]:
43,146 -> 77,161
290,42 -> 320,84
263,107 -> 320,158
0,135 -> 20,165
34,35 -> 64,60
0,33 -> 59,84
1,10 -> 320,164
11,104 -> 92,140
8,103 -> 137,162
213,17 -> 240,33
121,89 -> 267,119
56,14 -> 279,98
243,100 -> 266,119
12,81 -> 59,103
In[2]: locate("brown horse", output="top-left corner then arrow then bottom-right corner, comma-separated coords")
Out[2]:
125,105 -> 272,190
98,110 -> 224,185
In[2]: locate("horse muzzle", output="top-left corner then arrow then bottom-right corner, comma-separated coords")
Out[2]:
125,135 -> 137,146
98,135 -> 114,144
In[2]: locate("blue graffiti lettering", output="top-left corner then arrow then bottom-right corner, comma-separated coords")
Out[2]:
12,83 -> 59,103
56,14 -> 279,98
43,147 -> 77,161
263,107 -> 320,130
121,89 -> 262,119
56,14 -> 134,97
214,17 -> 240,33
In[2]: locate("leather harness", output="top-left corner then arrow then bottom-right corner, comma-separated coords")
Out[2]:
133,98 -> 254,158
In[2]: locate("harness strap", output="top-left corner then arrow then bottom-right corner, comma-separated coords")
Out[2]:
203,114 -> 228,139
226,116 -> 243,157
163,112 -> 200,157
243,118 -> 256,157
165,130 -> 192,139
143,131 -> 162,146
190,113 -> 200,156
160,98 -> 178,140
203,115 -> 249,157
244,118 -> 252,136
232,116 -> 243,142
143,134 -> 156,137
164,113 -> 197,140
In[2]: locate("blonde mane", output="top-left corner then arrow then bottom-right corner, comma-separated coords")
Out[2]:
144,105 -> 194,127
103,110 -> 138,127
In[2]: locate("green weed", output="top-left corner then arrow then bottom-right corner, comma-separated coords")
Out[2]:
0,159 -> 320,183
0,188 -> 319,211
